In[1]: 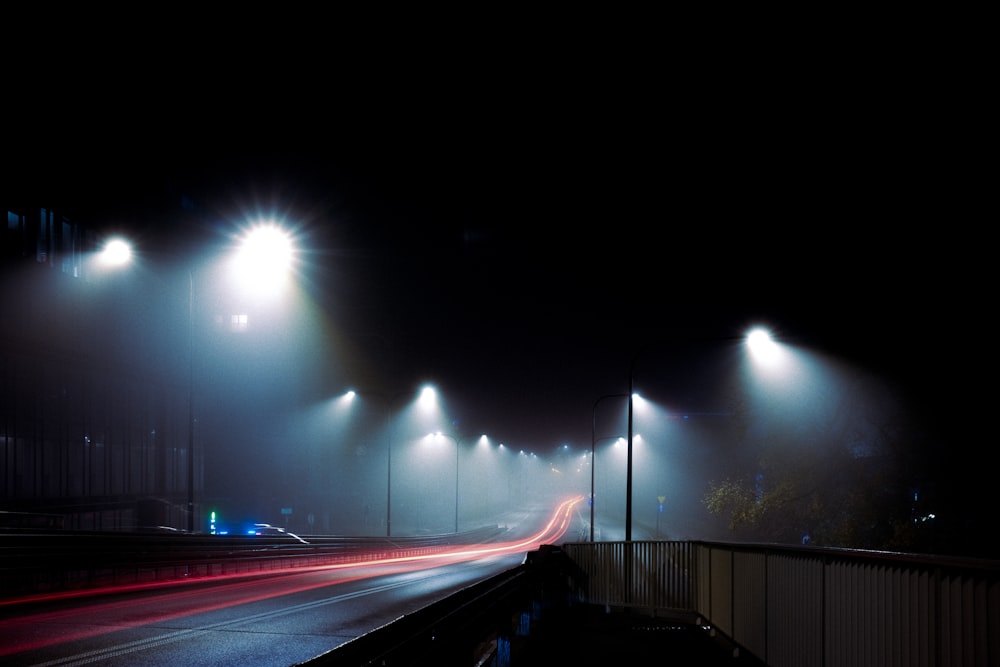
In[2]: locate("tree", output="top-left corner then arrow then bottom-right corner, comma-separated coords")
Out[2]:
704,361 -> 920,551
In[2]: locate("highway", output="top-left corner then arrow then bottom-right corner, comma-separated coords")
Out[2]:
0,497 -> 584,667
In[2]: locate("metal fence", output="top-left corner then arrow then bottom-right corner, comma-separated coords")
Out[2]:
562,540 -> 1000,667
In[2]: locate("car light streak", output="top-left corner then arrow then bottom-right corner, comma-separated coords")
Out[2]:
0,496 -> 582,659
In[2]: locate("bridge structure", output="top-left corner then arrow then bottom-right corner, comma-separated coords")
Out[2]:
2,531 -> 997,665
307,540 -> 999,667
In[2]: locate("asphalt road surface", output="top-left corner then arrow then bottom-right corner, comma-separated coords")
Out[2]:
0,498 -> 583,666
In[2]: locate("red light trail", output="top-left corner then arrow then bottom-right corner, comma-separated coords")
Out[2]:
0,496 -> 583,658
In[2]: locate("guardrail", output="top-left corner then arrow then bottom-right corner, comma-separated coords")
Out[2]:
8,534 -> 996,666
0,526 -> 504,598
296,544 -> 584,666
562,541 -> 1000,667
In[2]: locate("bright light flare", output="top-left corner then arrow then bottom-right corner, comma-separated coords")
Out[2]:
99,238 -> 132,267
334,390 -> 358,409
746,327 -> 786,368
231,222 -> 295,297
747,327 -> 775,356
743,325 -> 808,390
418,385 -> 437,409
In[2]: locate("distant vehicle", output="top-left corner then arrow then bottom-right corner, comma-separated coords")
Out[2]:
250,523 -> 309,544
137,525 -> 184,534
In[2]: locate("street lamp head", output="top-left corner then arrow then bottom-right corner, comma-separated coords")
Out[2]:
415,385 -> 444,424
99,237 -> 133,267
746,327 -> 779,360
231,222 -> 296,298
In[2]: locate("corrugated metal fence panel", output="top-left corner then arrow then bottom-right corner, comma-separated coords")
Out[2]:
732,550 -> 767,662
627,541 -> 695,610
938,569 -> 1000,667
629,541 -> 654,608
983,575 -> 1000,667
710,547 -> 734,638
564,541 -> 627,608
826,561 -> 921,667
563,541 -> 999,667
821,559 -> 1000,667
695,542 -> 712,619
767,553 -> 824,667
564,541 -> 694,612
667,541 -> 694,610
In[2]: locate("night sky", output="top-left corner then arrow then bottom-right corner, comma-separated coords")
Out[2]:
7,21 -> 989,546
11,109 -> 967,438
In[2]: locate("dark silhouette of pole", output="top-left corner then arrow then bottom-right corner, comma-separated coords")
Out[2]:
386,407 -> 392,536
187,270 -> 195,534
372,390 -> 408,537
625,354 -> 639,603
430,432 -> 462,533
385,388 -> 423,537
624,330 -> 757,539
591,393 -> 627,542
359,387 -> 412,537
627,363 -> 635,542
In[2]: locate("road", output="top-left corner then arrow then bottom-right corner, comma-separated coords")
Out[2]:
0,497 -> 584,667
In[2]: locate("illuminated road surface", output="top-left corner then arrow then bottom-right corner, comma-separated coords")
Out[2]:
0,496 -> 583,667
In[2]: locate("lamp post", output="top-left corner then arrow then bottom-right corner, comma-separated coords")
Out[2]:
429,432 -> 462,533
187,270 -> 194,533
99,238 -> 199,533
344,387 -> 425,537
627,364 -> 636,541
591,393 -> 627,542
105,222 -> 296,534
624,328 -> 776,541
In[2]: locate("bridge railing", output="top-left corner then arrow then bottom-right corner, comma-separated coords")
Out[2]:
0,526 -> 505,598
562,540 -> 1000,667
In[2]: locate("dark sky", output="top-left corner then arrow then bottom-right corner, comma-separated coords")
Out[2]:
8,20 -> 985,460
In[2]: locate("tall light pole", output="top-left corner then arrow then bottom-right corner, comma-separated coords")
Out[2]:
627,361 -> 636,542
347,387 -> 428,537
118,223 -> 296,534
187,270 -> 195,533
98,237 -> 198,534
625,328 -> 775,541
591,393 -> 627,542
428,432 -> 462,533
196,223 -> 295,534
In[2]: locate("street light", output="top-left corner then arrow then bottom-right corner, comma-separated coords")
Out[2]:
101,223 -> 296,534
591,393 -> 628,542
230,223 -> 296,299
98,237 -> 132,267
624,327 -> 777,541
427,431 -> 467,533
342,385 -> 434,536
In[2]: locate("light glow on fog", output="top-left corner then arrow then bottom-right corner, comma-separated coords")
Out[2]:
99,238 -> 132,266
230,222 -> 295,298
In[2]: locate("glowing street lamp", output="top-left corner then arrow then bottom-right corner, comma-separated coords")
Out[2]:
341,384 -> 435,537
625,327 -> 777,541
426,431 -> 475,534
98,237 -> 132,267
99,223 -> 296,534
194,223 -> 296,533
230,223 -> 296,300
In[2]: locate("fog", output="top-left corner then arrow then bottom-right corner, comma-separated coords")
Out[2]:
0,231 -> 950,552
